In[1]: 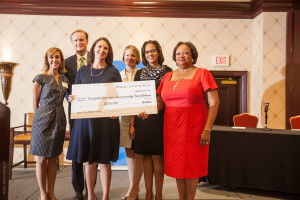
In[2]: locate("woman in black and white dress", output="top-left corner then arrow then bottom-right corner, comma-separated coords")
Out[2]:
132,40 -> 172,200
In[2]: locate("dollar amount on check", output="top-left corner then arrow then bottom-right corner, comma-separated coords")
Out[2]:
71,80 -> 157,119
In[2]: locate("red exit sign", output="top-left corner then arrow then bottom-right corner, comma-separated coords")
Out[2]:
212,55 -> 230,67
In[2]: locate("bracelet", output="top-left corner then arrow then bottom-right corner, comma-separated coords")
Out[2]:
204,128 -> 211,133
129,122 -> 134,125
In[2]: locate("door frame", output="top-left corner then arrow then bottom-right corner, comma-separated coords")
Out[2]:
210,71 -> 248,114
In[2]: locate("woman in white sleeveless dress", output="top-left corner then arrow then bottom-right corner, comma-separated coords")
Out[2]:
119,45 -> 143,200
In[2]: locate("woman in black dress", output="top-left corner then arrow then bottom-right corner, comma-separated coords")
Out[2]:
132,40 -> 172,200
30,47 -> 68,200
67,37 -> 121,200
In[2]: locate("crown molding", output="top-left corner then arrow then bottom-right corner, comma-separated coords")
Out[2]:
0,0 -> 294,18
251,0 -> 293,17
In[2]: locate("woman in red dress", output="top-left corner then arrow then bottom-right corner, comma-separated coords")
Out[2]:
142,41 -> 219,200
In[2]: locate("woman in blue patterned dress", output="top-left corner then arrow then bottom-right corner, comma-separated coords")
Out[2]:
30,47 -> 68,200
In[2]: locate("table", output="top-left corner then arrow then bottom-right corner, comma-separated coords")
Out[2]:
208,125 -> 300,193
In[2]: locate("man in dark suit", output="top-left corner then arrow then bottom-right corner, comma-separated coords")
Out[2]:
65,29 -> 90,200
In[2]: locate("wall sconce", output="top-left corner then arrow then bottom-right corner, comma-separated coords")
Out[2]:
0,62 -> 18,105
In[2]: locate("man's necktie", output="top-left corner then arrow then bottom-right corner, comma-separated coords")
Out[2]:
79,56 -> 85,69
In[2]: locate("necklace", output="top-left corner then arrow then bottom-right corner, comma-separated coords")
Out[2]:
173,77 -> 183,90
173,67 -> 194,90
91,65 -> 107,83
178,66 -> 193,72
90,64 -> 107,76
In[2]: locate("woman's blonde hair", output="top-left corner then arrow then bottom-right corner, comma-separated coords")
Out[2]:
122,45 -> 141,65
42,47 -> 67,74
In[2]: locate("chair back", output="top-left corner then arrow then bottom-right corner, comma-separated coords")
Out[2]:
233,113 -> 258,128
24,113 -> 34,132
9,112 -> 35,179
290,115 -> 300,129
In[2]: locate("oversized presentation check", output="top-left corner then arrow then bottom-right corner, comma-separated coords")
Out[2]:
71,80 -> 157,119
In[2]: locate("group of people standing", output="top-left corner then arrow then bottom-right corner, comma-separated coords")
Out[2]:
29,29 -> 219,200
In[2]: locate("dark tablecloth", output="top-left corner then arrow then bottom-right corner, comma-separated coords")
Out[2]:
208,125 -> 300,193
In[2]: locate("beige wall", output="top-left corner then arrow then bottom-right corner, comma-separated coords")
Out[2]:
262,13 -> 286,129
0,12 -> 286,163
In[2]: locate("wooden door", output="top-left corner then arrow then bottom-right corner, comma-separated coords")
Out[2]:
214,78 -> 238,126
210,71 -> 248,126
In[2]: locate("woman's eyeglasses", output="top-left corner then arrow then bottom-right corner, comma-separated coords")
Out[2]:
145,49 -> 157,54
